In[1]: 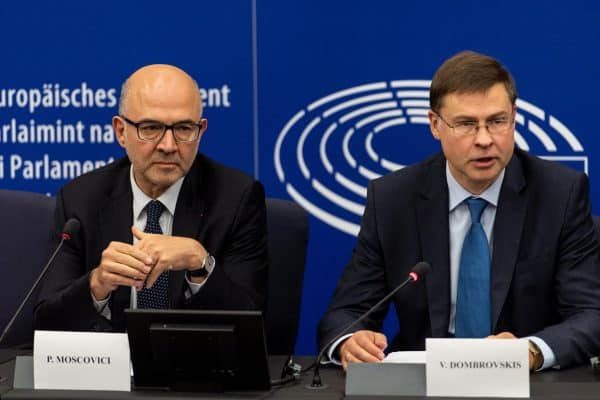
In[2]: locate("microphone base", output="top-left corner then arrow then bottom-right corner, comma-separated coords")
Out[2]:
305,382 -> 329,390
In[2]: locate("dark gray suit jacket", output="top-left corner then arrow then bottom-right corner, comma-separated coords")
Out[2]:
34,154 -> 267,332
318,148 -> 600,368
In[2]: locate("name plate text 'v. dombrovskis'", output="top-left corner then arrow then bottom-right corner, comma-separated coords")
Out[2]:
426,338 -> 529,398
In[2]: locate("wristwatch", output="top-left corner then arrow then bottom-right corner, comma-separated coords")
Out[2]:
528,340 -> 543,370
188,253 -> 215,278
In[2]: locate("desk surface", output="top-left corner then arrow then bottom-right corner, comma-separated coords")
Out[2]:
1,353 -> 600,399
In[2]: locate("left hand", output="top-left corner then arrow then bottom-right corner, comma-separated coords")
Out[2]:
131,226 -> 207,288
487,331 -> 535,370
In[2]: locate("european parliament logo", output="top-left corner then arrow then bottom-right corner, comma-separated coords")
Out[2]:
274,81 -> 587,236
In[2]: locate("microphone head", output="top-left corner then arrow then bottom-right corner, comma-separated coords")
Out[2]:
409,262 -> 431,282
61,218 -> 80,240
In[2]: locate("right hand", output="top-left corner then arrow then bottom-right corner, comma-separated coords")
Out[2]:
339,330 -> 388,370
89,241 -> 154,300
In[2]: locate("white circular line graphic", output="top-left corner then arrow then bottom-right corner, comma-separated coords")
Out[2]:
274,80 -> 587,236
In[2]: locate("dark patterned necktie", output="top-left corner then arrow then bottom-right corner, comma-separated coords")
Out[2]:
137,200 -> 169,309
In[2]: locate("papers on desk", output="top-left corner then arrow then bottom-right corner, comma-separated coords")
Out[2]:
383,351 -> 426,364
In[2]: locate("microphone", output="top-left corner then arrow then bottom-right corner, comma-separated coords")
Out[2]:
308,261 -> 431,389
0,218 -> 80,346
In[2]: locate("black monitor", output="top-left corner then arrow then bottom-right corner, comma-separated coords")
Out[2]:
125,309 -> 271,392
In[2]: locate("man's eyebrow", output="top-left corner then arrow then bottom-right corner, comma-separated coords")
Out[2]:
486,111 -> 511,119
136,118 -> 164,124
449,114 -> 478,122
450,111 -> 511,121
137,118 -> 197,124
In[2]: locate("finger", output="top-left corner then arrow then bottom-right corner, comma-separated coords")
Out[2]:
344,346 -> 380,365
145,265 -> 167,289
90,269 -> 118,297
354,334 -> 386,360
107,251 -> 152,275
114,242 -> 154,265
341,355 -> 348,371
107,241 -> 143,254
347,343 -> 383,363
105,241 -> 153,265
131,226 -> 147,240
109,273 -> 143,290
102,259 -> 149,281
99,270 -> 144,290
345,351 -> 360,365
344,335 -> 384,362
488,331 -> 516,339
372,332 -> 388,350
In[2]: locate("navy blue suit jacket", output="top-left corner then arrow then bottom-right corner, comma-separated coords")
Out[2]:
318,148 -> 600,367
34,154 -> 268,332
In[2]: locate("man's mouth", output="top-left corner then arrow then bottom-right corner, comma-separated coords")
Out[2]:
153,161 -> 178,167
471,157 -> 496,167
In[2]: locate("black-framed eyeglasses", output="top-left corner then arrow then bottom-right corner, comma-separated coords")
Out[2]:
119,115 -> 206,143
435,112 -> 515,137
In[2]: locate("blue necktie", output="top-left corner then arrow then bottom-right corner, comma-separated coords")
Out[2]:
137,200 -> 169,309
455,197 -> 491,338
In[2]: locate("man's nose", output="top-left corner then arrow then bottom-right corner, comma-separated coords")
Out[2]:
473,126 -> 493,146
157,128 -> 178,152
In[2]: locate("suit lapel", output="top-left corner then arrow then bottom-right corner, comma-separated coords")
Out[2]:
417,155 -> 451,337
169,156 -> 206,307
98,164 -> 134,327
490,152 -> 526,331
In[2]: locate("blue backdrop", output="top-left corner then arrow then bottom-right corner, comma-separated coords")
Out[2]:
2,0 -> 599,355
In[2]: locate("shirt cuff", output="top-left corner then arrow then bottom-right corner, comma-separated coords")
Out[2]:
324,333 -> 354,366
527,336 -> 558,370
90,292 -> 111,320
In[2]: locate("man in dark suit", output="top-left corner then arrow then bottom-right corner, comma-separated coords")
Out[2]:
34,64 -> 267,332
318,51 -> 600,371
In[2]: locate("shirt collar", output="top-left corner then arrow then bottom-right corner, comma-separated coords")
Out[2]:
446,162 -> 505,212
130,166 -> 184,219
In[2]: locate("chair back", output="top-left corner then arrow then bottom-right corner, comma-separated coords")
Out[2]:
265,198 -> 309,355
594,216 -> 600,242
0,190 -> 55,347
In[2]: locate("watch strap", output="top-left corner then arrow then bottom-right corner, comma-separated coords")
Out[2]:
188,253 -> 214,277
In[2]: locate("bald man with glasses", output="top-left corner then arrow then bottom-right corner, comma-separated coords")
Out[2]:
35,64 -> 267,332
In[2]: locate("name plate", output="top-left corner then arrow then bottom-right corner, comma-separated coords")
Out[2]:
426,338 -> 529,398
34,330 -> 131,391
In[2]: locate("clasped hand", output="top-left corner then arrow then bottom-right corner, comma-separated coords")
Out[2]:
90,226 -> 205,300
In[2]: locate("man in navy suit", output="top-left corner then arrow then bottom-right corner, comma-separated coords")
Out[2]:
318,51 -> 600,371
35,64 -> 267,331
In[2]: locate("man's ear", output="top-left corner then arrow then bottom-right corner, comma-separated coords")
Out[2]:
428,110 -> 440,140
197,118 -> 208,143
112,116 -> 127,148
